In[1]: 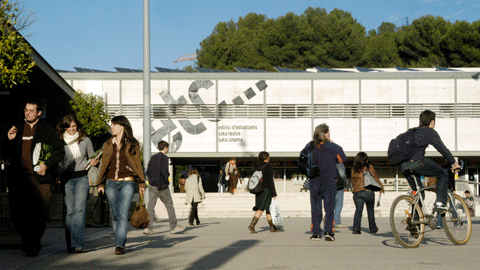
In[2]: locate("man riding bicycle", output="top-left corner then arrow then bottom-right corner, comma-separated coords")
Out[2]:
401,110 -> 461,212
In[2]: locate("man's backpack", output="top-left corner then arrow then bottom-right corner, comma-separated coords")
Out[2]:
248,164 -> 268,194
388,128 -> 418,165
298,141 -> 319,179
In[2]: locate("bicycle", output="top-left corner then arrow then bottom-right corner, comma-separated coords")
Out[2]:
389,161 -> 472,248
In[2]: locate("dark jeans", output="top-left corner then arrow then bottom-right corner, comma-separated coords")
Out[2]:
309,176 -> 336,235
401,158 -> 448,204
189,202 -> 200,224
8,175 -> 51,249
353,190 -> 378,233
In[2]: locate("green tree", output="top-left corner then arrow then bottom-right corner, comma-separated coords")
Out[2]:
364,22 -> 402,68
441,20 -> 480,67
0,0 -> 35,89
69,91 -> 111,138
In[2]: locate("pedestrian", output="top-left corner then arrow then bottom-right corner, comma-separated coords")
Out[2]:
308,123 -> 346,241
248,151 -> 278,233
225,157 -> 237,194
57,114 -> 98,253
0,98 -> 65,257
143,140 -> 184,235
179,170 -> 187,193
96,116 -> 146,255
185,168 -> 205,226
333,166 -> 346,228
218,169 -> 227,193
351,152 -> 384,234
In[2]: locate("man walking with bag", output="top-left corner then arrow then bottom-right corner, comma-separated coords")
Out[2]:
144,141 -> 184,235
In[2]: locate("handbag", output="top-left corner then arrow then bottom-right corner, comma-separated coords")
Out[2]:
130,194 -> 150,229
363,171 -> 382,191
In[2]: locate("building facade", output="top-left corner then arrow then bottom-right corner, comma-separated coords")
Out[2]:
60,68 -> 480,192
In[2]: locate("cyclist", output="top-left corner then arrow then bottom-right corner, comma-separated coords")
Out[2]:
401,110 -> 461,212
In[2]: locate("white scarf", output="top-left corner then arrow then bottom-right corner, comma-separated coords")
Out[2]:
58,131 -> 81,172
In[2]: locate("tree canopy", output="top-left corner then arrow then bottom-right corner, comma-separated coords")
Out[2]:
69,91 -> 111,139
196,8 -> 480,70
0,0 -> 35,89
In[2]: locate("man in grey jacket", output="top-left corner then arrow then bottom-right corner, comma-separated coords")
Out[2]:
143,140 -> 184,235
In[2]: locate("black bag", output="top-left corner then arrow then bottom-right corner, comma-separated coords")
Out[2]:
388,128 -> 418,165
93,192 -> 108,226
363,171 -> 382,191
298,141 -> 320,179
248,164 -> 268,194
130,194 -> 150,229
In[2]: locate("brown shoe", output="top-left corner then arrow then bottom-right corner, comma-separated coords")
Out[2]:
114,247 -> 124,255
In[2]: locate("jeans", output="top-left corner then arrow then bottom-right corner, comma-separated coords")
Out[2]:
309,176 -> 336,235
401,158 -> 448,204
105,180 -> 135,249
218,184 -> 226,193
353,190 -> 378,233
145,185 -> 178,231
64,175 -> 90,249
334,189 -> 344,225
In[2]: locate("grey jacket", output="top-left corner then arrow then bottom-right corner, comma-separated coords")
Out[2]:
185,174 -> 205,204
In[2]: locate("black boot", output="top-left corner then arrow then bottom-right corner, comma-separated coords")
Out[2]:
248,217 -> 259,233
268,219 -> 278,232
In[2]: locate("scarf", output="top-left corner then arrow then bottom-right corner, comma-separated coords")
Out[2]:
58,131 -> 81,172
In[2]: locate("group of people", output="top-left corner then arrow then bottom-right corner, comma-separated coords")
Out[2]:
0,99 -> 467,255
217,158 -> 242,194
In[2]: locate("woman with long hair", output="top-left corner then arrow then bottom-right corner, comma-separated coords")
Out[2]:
185,168 -> 205,225
97,116 -> 145,255
57,114 -> 97,253
248,151 -> 278,233
351,152 -> 384,234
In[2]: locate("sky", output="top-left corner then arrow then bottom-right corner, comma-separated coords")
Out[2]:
18,0 -> 480,72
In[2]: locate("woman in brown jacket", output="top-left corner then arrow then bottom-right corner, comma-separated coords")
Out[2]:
351,152 -> 384,234
97,116 -> 146,255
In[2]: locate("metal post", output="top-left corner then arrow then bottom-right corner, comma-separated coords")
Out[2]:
143,0 -> 151,171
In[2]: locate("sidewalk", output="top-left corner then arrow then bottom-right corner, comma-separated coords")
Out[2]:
1,217 -> 480,269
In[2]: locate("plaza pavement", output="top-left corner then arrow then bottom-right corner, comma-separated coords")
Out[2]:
1,216 -> 479,270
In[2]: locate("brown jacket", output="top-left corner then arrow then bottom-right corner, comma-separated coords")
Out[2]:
97,138 -> 146,189
351,164 -> 384,193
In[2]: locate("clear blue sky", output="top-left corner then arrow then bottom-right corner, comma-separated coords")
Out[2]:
19,0 -> 480,71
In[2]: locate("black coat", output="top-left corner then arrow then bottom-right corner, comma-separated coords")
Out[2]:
1,120 -> 65,184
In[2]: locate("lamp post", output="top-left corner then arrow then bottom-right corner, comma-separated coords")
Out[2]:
143,0 -> 151,170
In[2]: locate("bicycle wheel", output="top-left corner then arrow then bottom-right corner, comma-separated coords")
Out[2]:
390,195 -> 425,248
442,194 -> 472,245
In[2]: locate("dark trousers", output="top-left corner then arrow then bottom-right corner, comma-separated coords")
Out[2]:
189,202 -> 200,224
401,158 -> 449,204
8,174 -> 51,248
353,190 -> 378,233
309,177 -> 336,235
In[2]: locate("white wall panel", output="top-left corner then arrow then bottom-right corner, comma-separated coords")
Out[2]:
314,119 -> 360,152
122,81 -> 143,104
266,119 -> 311,152
218,119 -> 264,152
218,80 -> 264,105
409,80 -> 454,103
266,80 -> 311,104
458,119 -> 480,150
314,80 -> 359,104
362,118 -> 407,151
361,80 -> 407,104
457,79 -> 480,103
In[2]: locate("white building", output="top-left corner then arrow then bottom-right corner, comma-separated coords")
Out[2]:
59,67 -> 480,192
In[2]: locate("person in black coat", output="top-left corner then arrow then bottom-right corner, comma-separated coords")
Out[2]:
248,151 -> 278,233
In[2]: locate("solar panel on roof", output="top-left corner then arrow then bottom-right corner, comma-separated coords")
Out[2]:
55,69 -> 75,73
274,67 -> 307,73
394,66 -> 419,71
114,67 -> 143,73
155,67 -> 188,73
353,66 -> 377,72
234,67 -> 268,73
434,66 -> 459,72
74,67 -> 112,73
195,67 -> 229,73
313,67 -> 350,73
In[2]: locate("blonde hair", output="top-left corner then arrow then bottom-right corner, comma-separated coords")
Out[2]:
313,123 -> 329,147
188,168 -> 199,177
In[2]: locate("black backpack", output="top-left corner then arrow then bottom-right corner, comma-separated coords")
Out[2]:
298,141 -> 320,179
248,164 -> 268,194
388,128 -> 418,165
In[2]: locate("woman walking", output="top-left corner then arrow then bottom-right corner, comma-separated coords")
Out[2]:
185,168 -> 205,225
225,158 -> 237,194
351,152 -> 384,234
97,116 -> 145,255
58,114 -> 97,253
248,151 -> 278,233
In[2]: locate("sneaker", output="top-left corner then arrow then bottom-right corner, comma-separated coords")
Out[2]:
310,233 -> 322,241
324,231 -> 335,241
434,202 -> 448,212
352,230 -> 361,234
171,225 -> 185,234
143,228 -> 155,235
334,224 -> 345,228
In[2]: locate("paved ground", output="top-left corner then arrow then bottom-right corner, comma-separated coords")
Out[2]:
1,217 -> 480,270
